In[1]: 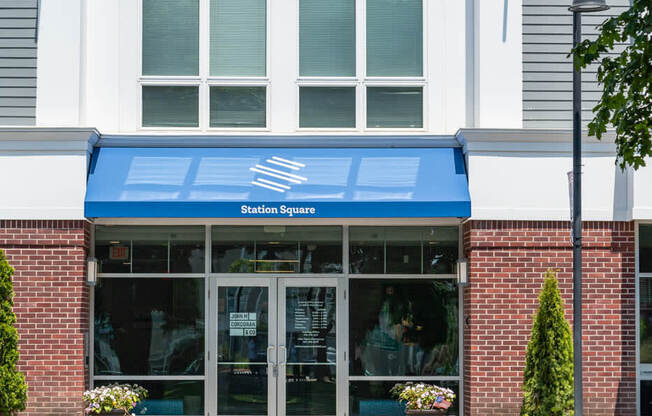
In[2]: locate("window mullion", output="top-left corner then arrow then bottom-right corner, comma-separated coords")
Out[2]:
199,0 -> 210,131
357,0 -> 366,128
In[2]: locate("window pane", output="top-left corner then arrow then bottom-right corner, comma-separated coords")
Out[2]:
367,87 -> 422,128
94,278 -> 205,376
212,226 -> 342,273
350,381 -> 459,416
142,86 -> 199,128
96,380 -> 204,415
385,228 -> 421,274
142,0 -> 198,75
350,227 -> 458,274
210,87 -> 266,128
423,227 -> 458,274
96,226 -> 205,273
300,87 -> 355,128
217,287 -> 269,363
641,277 -> 652,363
641,225 -> 652,273
642,380 -> 652,416
217,286 -> 269,415
210,0 -> 266,76
218,364 -> 268,415
286,286 -> 337,415
366,0 -> 422,76
349,279 -> 458,376
300,0 -> 355,76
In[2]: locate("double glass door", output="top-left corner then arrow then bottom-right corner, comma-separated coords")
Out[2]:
212,277 -> 342,416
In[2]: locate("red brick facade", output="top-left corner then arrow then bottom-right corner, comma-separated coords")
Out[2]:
0,219 -> 637,415
463,220 -> 636,415
0,220 -> 90,416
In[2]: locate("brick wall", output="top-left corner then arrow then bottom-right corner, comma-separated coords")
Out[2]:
0,220 -> 90,416
463,220 -> 636,416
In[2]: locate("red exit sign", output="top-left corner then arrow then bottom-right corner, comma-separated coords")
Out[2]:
109,246 -> 129,260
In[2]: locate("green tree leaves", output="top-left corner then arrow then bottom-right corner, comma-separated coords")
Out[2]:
0,250 -> 27,415
521,270 -> 574,416
572,1 -> 651,169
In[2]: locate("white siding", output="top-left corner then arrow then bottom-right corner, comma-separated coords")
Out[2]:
522,0 -> 630,128
0,0 -> 37,125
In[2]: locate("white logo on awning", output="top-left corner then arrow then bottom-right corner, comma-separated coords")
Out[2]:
250,156 -> 307,193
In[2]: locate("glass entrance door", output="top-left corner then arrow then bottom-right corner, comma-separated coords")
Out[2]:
215,277 -> 277,416
214,278 -> 340,416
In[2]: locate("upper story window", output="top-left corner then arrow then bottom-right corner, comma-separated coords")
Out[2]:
142,0 -> 199,76
298,0 -> 424,130
139,0 -> 423,131
141,0 -> 268,129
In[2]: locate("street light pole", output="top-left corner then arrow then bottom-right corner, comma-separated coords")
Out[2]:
571,9 -> 583,416
568,2 -> 609,415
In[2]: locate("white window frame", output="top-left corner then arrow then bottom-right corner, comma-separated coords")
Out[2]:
296,0 -> 428,132
137,0 -> 272,132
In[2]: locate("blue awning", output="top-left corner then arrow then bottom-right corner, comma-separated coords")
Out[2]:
84,147 -> 470,218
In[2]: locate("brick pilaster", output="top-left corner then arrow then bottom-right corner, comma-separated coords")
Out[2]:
463,220 -> 636,415
0,220 -> 91,416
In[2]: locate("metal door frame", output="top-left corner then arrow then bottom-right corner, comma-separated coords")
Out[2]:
277,277 -> 344,416
209,276 -> 279,416
210,276 -> 343,416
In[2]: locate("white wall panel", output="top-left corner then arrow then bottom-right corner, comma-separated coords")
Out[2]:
633,164 -> 652,220
460,129 -> 632,221
268,0 -> 297,132
473,0 -> 522,128
84,0 -> 120,131
0,153 -> 88,219
35,0 -> 82,126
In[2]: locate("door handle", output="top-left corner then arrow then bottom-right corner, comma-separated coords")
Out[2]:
279,345 -> 287,366
267,346 -> 278,377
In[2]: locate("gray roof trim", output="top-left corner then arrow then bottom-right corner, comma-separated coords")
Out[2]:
456,128 -> 618,154
96,134 -> 460,148
0,127 -> 99,153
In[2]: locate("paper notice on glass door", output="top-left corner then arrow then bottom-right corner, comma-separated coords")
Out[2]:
230,312 -> 257,336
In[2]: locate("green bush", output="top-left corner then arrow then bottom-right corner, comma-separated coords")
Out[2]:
521,269 -> 574,416
0,249 -> 28,415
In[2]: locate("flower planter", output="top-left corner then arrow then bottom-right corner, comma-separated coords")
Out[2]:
405,409 -> 448,415
87,410 -> 125,416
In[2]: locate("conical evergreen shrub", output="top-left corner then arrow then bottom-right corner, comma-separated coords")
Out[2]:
0,249 -> 27,415
521,269 -> 574,416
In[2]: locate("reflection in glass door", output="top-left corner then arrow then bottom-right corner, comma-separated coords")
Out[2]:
216,278 -> 277,416
214,278 -> 339,416
279,279 -> 338,416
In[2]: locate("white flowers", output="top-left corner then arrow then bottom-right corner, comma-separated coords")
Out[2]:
83,384 -> 148,415
392,382 -> 456,411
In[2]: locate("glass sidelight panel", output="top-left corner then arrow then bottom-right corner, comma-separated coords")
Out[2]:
284,285 -> 337,416
217,286 -> 270,415
642,225 -> 652,273
641,276 -> 652,363
350,226 -> 458,274
96,380 -> 204,415
94,278 -> 205,376
349,380 -> 459,416
643,380 -> 652,415
349,279 -> 458,376
96,225 -> 205,274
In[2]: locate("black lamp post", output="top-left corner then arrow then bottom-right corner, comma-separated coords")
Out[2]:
568,1 -> 609,415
